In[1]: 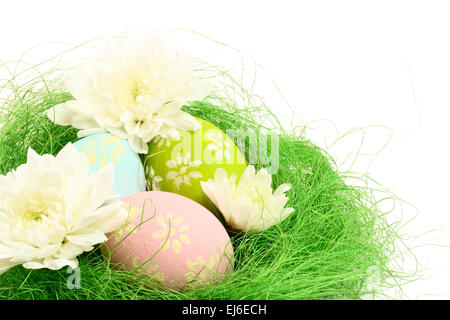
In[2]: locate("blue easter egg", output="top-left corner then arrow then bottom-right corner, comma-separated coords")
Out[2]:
73,133 -> 146,200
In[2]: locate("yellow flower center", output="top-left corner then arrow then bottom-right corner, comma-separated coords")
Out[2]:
25,209 -> 48,222
244,187 -> 264,204
130,80 -> 143,102
8,188 -> 62,226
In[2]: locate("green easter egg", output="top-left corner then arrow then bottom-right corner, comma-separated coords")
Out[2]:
144,118 -> 247,215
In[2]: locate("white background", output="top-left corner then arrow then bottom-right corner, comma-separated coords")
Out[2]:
1,0 -> 449,299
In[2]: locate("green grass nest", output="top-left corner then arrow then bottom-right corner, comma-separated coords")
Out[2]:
0,64 -> 406,300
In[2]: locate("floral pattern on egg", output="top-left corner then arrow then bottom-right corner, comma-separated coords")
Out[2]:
204,130 -> 234,163
165,153 -> 203,190
152,212 -> 192,253
144,118 -> 248,214
184,255 -> 218,283
102,191 -> 234,289
74,133 -> 146,201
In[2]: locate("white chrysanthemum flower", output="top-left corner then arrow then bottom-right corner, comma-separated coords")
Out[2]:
201,165 -> 294,232
47,35 -> 210,154
0,144 -> 127,274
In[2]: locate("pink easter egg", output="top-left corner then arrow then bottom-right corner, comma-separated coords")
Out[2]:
102,191 -> 234,289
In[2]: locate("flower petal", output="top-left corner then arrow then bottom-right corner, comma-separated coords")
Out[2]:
0,259 -> 17,275
159,111 -> 201,131
66,228 -> 107,248
201,165 -> 293,232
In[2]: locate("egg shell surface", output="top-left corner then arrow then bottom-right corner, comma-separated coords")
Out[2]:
144,118 -> 247,214
102,191 -> 234,289
73,133 -> 146,200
